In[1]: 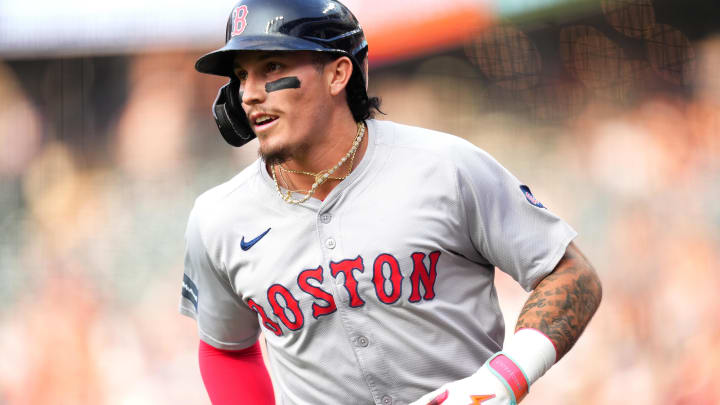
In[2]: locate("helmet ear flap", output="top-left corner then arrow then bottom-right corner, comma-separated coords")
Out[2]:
212,79 -> 256,147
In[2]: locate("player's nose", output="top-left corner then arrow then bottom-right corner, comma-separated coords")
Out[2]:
240,73 -> 266,106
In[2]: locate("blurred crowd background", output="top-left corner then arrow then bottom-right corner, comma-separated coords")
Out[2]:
0,0 -> 718,404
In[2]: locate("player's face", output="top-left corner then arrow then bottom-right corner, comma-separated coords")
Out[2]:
233,51 -> 333,164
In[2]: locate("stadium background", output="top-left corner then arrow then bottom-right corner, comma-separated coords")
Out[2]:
0,0 -> 719,403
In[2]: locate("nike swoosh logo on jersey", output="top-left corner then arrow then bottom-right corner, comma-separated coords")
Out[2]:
241,228 -> 271,251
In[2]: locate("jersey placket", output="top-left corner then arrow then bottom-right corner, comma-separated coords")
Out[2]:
315,201 -> 396,405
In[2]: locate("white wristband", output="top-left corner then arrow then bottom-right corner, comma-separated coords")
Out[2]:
503,328 -> 557,385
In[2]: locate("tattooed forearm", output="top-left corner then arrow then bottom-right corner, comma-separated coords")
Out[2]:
515,242 -> 602,361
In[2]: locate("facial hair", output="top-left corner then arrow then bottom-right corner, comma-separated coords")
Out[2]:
260,145 -> 291,166
258,140 -> 310,166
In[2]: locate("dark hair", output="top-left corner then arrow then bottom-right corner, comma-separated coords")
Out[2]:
311,52 -> 383,122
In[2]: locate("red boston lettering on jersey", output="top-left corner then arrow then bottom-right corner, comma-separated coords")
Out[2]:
408,251 -> 441,302
372,254 -> 403,304
247,298 -> 283,336
247,251 -> 442,336
267,284 -> 305,330
231,5 -> 249,36
297,266 -> 337,319
330,256 -> 366,307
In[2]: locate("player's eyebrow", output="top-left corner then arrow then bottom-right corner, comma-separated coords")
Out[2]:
233,51 -> 285,70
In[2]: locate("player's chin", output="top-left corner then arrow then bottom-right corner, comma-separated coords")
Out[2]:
258,141 -> 292,166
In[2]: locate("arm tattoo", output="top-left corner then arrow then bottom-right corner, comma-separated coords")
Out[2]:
515,243 -> 602,361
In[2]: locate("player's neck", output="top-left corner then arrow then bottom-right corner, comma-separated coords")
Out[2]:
270,113 -> 369,202
290,111 -> 359,169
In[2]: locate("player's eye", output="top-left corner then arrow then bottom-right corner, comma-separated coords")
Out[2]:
266,62 -> 282,73
235,70 -> 248,81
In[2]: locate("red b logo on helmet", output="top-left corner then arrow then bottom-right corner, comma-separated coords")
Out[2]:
231,6 -> 249,36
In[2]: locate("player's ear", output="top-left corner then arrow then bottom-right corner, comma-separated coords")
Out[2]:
327,56 -> 353,96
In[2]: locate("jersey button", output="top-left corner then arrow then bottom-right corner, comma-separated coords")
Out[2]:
381,395 -> 393,405
320,213 -> 332,224
325,238 -> 336,249
356,336 -> 369,347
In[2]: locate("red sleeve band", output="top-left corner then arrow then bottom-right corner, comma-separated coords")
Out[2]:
198,340 -> 275,404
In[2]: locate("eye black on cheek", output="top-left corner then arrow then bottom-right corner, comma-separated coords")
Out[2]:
265,77 -> 301,93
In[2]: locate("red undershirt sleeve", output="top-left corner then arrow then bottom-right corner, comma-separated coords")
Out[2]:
198,340 -> 276,404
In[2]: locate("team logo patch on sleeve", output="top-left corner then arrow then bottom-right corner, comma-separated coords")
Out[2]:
519,185 -> 545,208
182,274 -> 199,311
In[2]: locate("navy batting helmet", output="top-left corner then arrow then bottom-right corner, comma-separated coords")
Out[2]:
195,0 -> 369,147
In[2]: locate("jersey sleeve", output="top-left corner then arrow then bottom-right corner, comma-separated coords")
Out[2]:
180,203 -> 261,350
455,143 -> 577,291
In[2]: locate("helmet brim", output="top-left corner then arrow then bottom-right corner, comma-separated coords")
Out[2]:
195,35 -> 347,77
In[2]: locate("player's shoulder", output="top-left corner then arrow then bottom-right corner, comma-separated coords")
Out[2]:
370,119 -> 512,188
371,119 -> 493,162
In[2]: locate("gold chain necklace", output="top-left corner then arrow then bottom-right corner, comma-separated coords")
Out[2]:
272,121 -> 365,205
279,141 -> 359,182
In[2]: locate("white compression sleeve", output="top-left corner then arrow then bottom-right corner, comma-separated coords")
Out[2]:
503,328 -> 557,385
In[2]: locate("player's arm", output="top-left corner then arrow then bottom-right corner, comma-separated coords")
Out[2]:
199,340 -> 275,404
181,204 -> 275,403
412,242 -> 601,405
515,241 -> 602,360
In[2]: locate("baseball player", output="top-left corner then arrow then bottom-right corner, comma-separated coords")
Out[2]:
180,0 -> 602,404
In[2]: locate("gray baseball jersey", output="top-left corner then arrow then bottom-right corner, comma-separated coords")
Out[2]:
179,119 -> 576,405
